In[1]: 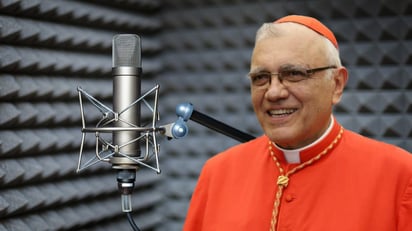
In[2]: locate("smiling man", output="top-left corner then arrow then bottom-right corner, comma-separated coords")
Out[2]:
183,15 -> 412,231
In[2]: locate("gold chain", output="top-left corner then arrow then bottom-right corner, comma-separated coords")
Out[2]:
269,126 -> 343,231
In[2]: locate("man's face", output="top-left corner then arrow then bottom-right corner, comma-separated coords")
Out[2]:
250,25 -> 346,149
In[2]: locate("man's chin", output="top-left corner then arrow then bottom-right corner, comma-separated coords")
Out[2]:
265,130 -> 297,147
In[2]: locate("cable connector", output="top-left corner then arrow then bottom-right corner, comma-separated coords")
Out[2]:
117,169 -> 136,212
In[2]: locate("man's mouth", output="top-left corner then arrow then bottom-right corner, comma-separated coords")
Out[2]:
268,109 -> 297,117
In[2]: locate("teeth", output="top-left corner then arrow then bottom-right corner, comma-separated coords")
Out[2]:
268,109 -> 295,116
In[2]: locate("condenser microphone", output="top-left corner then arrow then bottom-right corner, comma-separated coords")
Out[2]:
111,34 -> 142,167
110,34 -> 142,213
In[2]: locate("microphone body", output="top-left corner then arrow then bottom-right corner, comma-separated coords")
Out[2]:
110,34 -> 142,169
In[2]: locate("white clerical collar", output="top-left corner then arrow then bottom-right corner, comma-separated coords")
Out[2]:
273,116 -> 335,164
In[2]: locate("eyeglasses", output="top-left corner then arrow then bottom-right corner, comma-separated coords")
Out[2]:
248,65 -> 337,87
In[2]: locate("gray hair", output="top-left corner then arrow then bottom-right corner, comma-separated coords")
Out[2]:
255,22 -> 342,70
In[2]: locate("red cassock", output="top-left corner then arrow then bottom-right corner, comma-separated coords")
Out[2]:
183,117 -> 412,231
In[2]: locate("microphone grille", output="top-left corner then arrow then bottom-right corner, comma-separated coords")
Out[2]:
112,34 -> 141,67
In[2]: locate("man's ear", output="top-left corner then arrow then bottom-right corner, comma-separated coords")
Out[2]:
332,67 -> 348,105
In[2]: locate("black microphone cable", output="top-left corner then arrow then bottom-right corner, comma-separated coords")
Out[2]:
126,212 -> 141,231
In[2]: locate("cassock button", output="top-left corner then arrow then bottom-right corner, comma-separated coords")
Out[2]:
285,194 -> 294,202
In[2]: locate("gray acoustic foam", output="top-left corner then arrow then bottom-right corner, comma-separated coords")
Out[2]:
0,0 -> 411,231
0,0 -> 163,230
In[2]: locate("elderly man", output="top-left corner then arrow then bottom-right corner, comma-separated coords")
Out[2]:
183,15 -> 412,231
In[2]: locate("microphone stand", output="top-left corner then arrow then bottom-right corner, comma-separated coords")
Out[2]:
170,102 -> 255,142
190,109 -> 255,143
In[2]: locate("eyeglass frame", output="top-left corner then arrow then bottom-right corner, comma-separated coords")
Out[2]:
248,65 -> 337,87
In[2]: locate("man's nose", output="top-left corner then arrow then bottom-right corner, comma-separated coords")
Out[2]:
264,76 -> 289,100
